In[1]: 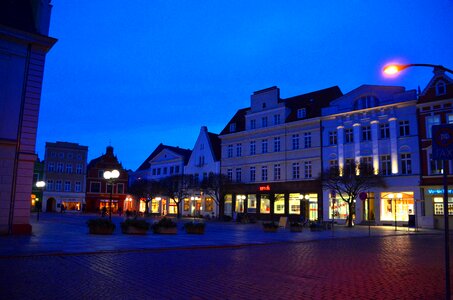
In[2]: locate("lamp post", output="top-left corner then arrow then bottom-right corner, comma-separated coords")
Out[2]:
35,181 -> 45,221
383,62 -> 452,300
103,169 -> 120,222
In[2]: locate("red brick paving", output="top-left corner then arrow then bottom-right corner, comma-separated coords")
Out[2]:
0,234 -> 450,299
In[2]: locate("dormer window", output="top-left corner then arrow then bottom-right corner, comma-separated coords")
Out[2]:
436,81 -> 446,96
297,108 -> 306,119
354,96 -> 379,110
230,123 -> 236,132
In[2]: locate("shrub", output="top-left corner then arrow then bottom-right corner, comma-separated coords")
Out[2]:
152,217 -> 177,229
120,218 -> 150,230
87,218 -> 116,230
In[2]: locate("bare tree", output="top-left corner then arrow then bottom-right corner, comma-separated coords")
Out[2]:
200,172 -> 230,218
321,162 -> 386,227
160,174 -> 191,218
128,179 -> 161,215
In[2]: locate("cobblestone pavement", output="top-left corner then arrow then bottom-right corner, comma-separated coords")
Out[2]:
0,234 -> 450,299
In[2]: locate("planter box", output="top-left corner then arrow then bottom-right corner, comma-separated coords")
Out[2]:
153,227 -> 177,234
122,226 -> 148,235
186,227 -> 205,234
290,226 -> 303,232
89,227 -> 115,235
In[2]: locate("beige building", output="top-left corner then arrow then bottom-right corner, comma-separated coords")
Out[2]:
0,1 -> 56,234
42,142 -> 88,212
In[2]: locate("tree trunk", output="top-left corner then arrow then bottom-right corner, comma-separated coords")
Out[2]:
347,201 -> 354,227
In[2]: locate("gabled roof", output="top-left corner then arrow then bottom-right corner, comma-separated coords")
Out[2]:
207,132 -> 221,161
220,86 -> 342,135
136,143 -> 192,171
418,68 -> 453,103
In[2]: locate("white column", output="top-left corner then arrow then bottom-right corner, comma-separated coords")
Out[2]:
389,117 -> 398,174
371,120 -> 379,174
337,125 -> 344,171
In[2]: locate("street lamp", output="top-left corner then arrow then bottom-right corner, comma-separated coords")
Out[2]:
103,169 -> 120,222
35,181 -> 45,221
383,62 -> 452,300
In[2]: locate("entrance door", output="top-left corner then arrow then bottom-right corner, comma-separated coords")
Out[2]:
162,199 -> 167,215
46,198 -> 56,212
363,193 -> 375,221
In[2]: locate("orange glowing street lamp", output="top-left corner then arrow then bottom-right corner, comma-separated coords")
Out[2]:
383,63 -> 453,75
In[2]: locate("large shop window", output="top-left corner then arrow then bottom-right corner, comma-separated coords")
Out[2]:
380,192 -> 414,221
151,198 -> 160,213
329,195 -> 349,220
224,194 -> 232,216
205,198 -> 213,212
260,194 -> 271,214
247,194 -> 257,213
289,193 -> 301,214
433,197 -> 453,215
184,198 -> 190,211
274,194 -> 285,214
235,195 -> 246,213
168,199 -> 178,214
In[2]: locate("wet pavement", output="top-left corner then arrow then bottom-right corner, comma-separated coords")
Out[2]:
0,213 -> 450,299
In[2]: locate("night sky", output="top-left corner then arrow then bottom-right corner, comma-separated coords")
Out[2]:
37,0 -> 453,170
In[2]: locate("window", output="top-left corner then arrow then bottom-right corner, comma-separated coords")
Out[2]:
229,123 -> 236,132
430,154 -> 444,174
292,163 -> 300,179
329,131 -> 337,145
48,162 -> 55,172
227,145 -> 233,158
205,198 -> 214,212
64,181 -> 71,192
67,153 -> 73,160
236,143 -> 242,157
297,108 -> 306,119
345,129 -> 354,143
66,164 -> 72,174
57,163 -> 64,173
250,119 -> 256,129
329,160 -> 338,172
274,137 -> 281,152
274,194 -> 285,214
198,156 -> 205,166
262,116 -> 268,127
274,114 -> 281,125
163,167 -> 167,175
250,141 -> 256,155
175,166 -> 180,174
227,169 -> 233,181
250,167 -> 256,182
75,181 -> 82,192
76,164 -> 83,174
304,132 -> 312,148
117,183 -> 124,194
260,194 -> 270,214
152,168 -> 157,176
274,164 -> 281,181
433,197 -> 453,216
436,81 -> 446,96
360,157 -> 373,174
426,115 -> 440,138
292,134 -> 299,150
261,139 -> 268,153
304,161 -> 312,178
55,180 -> 62,191
261,166 -> 268,181
47,180 -> 54,191
184,199 -> 190,211
106,183 -> 112,193
401,153 -> 412,175
362,126 -> 371,141
399,121 -> 410,137
90,182 -> 100,193
170,166 -> 174,174
380,123 -> 390,139
247,195 -> 257,213
236,168 -> 242,182
354,96 -> 379,110
448,114 -> 453,124
380,155 -> 391,176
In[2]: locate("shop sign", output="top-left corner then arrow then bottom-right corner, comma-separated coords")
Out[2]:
432,124 -> 453,160
259,185 -> 271,191
428,189 -> 453,195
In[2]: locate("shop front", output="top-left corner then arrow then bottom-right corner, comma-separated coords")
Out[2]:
181,194 -> 216,217
423,187 -> 453,229
379,192 -> 415,227
223,181 -> 322,222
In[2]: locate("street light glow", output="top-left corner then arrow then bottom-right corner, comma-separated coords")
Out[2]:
36,181 -> 46,188
383,64 -> 401,75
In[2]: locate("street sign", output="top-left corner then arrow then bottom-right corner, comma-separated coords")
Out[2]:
432,124 -> 453,160
359,192 -> 367,201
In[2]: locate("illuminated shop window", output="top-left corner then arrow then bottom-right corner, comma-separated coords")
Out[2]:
247,194 -> 257,213
151,198 -> 160,213
289,193 -> 300,214
235,195 -> 246,213
433,197 -> 453,215
205,198 -> 213,212
168,199 -> 178,214
184,198 -> 190,211
274,194 -> 285,214
380,192 -> 414,221
260,194 -> 270,214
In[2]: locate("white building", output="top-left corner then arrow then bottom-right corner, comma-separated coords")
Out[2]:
321,85 -> 421,226
184,126 -> 221,217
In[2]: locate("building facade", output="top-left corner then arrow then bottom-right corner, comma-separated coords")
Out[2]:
0,0 -> 56,234
321,85 -> 421,227
184,126 -> 221,217
417,68 -> 453,229
42,142 -> 88,212
85,146 -> 128,214
219,86 -> 343,221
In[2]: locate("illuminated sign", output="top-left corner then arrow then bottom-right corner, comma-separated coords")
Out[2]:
427,189 -> 453,195
259,185 -> 271,191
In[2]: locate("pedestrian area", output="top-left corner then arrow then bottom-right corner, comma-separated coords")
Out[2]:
0,213 -> 437,257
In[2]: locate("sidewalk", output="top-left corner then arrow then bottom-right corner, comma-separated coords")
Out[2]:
0,212 -> 440,257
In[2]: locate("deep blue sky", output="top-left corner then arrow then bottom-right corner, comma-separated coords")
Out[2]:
38,0 -> 453,170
